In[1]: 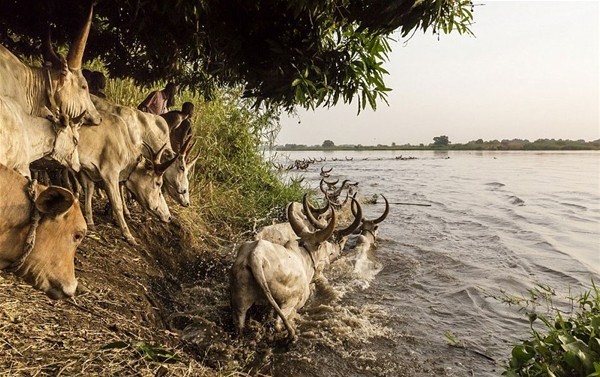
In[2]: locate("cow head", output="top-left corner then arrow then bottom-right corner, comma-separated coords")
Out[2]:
351,194 -> 389,241
17,186 -> 86,299
42,2 -> 102,125
44,110 -> 85,172
288,203 -> 343,272
125,143 -> 178,222
163,137 -> 199,207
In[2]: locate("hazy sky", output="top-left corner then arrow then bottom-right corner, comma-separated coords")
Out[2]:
277,1 -> 599,146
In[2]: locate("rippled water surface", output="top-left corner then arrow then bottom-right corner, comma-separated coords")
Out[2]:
265,150 -> 600,376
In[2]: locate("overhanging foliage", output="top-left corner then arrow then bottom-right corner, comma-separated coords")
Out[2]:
0,0 -> 474,111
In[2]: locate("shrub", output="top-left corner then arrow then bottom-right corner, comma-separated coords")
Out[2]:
503,282 -> 600,377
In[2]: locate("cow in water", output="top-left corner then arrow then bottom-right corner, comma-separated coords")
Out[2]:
230,198 -> 362,341
0,163 -> 86,299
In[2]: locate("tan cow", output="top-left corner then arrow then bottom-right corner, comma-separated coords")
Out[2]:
77,111 -> 177,244
230,199 -> 362,341
0,96 -> 82,178
0,163 -> 86,299
0,2 -> 101,124
91,95 -> 195,207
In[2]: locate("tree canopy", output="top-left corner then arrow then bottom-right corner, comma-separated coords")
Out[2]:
0,0 -> 474,111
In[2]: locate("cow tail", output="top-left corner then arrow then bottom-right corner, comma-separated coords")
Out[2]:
248,251 -> 296,340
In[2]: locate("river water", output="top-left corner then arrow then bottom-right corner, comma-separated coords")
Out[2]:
262,150 -> 600,376
180,150 -> 599,376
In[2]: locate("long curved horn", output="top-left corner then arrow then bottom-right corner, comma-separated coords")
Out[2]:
336,197 -> 363,238
288,202 -> 307,238
332,180 -> 351,196
43,28 -> 63,68
67,1 -> 95,69
141,142 -> 155,159
312,208 -> 336,244
154,143 -> 167,164
319,179 -> 328,196
303,194 -> 326,230
351,193 -> 359,217
320,166 -> 333,174
323,178 -> 339,187
155,153 -> 179,175
373,194 -> 389,224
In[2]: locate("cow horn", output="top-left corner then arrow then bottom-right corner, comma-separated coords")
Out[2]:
67,1 -> 95,69
333,180 -> 351,196
43,28 -> 63,69
180,135 -> 193,155
336,197 -> 363,238
320,166 -> 333,174
373,194 -> 389,224
323,178 -> 339,187
288,202 -> 308,238
312,209 -> 336,244
154,143 -> 167,164
303,194 -> 326,230
319,179 -> 328,196
155,153 -> 179,175
141,142 -> 155,159
351,193 -> 359,217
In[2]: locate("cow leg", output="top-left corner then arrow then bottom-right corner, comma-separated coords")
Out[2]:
104,176 -> 137,245
120,184 -> 131,219
61,168 -> 74,192
79,173 -> 96,230
278,301 -> 299,342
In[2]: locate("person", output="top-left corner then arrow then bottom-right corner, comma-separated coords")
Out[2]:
160,102 -> 194,153
137,82 -> 178,115
82,69 -> 107,98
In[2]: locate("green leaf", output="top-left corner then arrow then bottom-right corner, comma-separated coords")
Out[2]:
100,341 -> 130,350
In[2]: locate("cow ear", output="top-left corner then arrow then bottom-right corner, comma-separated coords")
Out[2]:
35,186 -> 75,217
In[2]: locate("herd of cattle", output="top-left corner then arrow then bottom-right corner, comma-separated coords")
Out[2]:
0,2 -> 388,341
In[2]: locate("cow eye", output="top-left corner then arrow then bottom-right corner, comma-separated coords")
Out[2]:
179,165 -> 185,171
73,232 -> 84,243
82,84 -> 87,90
156,181 -> 161,187
73,136 -> 79,146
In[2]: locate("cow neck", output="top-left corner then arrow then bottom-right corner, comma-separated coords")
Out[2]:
24,67 -> 53,117
27,116 -> 61,162
361,229 -> 377,246
5,179 -> 41,273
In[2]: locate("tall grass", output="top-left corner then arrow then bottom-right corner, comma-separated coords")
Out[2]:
90,62 -> 303,239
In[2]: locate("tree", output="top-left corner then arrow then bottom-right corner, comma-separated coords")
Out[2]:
432,135 -> 450,147
322,140 -> 335,148
0,0 -> 474,111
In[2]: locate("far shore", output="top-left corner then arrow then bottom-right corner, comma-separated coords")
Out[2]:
274,139 -> 600,152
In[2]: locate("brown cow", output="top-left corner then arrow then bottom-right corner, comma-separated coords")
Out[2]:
0,163 -> 86,299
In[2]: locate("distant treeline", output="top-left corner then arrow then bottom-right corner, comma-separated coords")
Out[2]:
276,138 -> 600,151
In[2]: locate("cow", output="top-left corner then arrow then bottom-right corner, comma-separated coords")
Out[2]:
254,196 -> 330,245
0,96 -> 83,178
91,95 -> 194,207
344,194 -> 390,253
77,111 -> 178,244
231,198 -> 363,341
0,2 -> 101,125
0,163 -> 86,299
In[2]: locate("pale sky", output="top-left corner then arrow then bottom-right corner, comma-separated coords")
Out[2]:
278,1 -> 599,146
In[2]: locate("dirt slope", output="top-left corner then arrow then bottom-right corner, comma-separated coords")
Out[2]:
0,200 -> 234,376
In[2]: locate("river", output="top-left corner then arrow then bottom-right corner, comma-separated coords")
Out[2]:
264,150 -> 600,376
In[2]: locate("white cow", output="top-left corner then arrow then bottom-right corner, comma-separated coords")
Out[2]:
230,198 -> 363,341
0,96 -> 82,178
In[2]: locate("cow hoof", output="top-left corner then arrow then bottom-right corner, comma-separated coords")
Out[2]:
287,334 -> 298,343
87,224 -> 96,231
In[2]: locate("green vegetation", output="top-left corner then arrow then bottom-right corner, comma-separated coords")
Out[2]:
278,138 -> 600,151
490,283 -> 600,377
2,0 -> 474,112
96,66 -> 304,235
